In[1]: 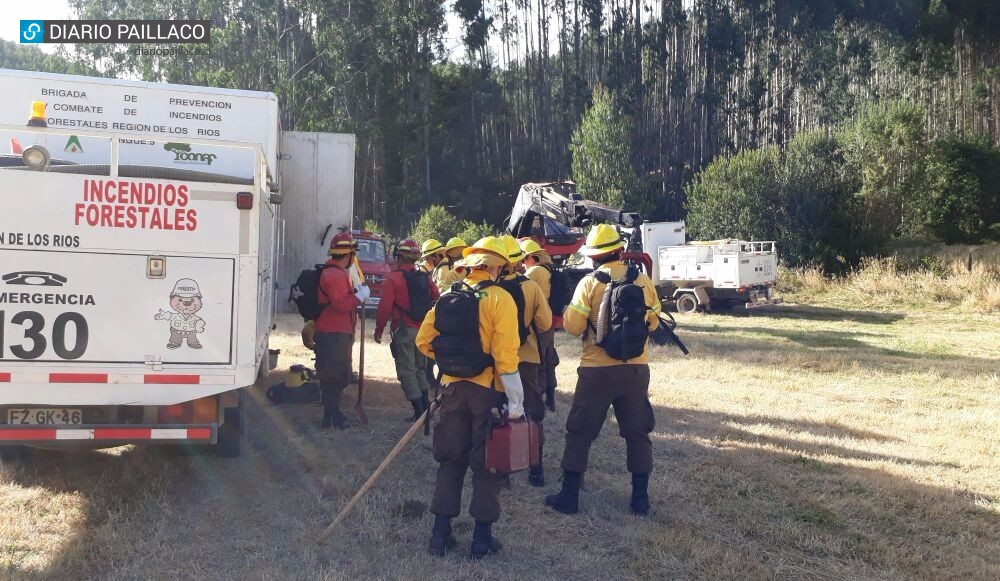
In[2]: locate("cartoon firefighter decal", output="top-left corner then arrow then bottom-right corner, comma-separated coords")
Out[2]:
155,278 -> 206,349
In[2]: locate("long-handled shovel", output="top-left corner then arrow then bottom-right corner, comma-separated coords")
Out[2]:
318,398 -> 440,543
354,302 -> 369,425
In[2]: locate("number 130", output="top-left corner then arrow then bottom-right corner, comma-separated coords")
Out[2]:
0,310 -> 89,360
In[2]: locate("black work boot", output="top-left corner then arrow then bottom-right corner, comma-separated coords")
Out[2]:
469,520 -> 503,559
321,407 -> 346,430
545,392 -> 556,413
427,514 -> 458,557
528,444 -> 545,486
404,398 -> 424,422
528,465 -> 545,487
545,470 -> 581,514
630,473 -> 650,515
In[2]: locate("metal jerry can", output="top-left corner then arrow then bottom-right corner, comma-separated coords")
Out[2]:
485,418 -> 541,474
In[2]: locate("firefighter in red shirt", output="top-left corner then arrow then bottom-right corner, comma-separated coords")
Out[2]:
315,232 -> 370,429
374,239 -> 440,421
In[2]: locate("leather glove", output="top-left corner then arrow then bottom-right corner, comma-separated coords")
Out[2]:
499,372 -> 525,419
355,284 -> 371,303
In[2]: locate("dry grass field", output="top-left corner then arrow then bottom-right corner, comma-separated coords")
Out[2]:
1,290 -> 998,579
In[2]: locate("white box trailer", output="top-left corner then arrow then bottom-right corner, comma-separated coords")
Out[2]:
643,222 -> 781,313
0,70 -> 292,457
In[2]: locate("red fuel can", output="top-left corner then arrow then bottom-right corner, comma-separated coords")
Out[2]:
485,418 -> 541,474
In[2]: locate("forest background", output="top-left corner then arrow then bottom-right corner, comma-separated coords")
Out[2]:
2,0 -> 998,271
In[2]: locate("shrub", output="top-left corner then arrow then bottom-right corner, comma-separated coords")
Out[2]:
408,205 -> 463,244
407,205 -> 501,247
685,145 -> 783,242
686,130 -> 866,273
914,135 -> 1000,244
454,220 -> 499,244
838,101 -> 927,242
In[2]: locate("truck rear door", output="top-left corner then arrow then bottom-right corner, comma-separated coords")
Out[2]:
1,131 -> 253,373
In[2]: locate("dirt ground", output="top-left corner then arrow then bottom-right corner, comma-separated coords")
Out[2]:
1,304 -> 998,580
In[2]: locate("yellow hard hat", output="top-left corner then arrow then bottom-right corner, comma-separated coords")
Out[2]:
518,238 -> 543,256
580,224 -> 625,257
500,235 -> 525,265
421,238 -> 445,257
445,237 -> 468,252
458,236 -> 509,268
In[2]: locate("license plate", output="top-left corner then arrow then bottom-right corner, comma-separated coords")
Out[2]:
7,408 -> 83,425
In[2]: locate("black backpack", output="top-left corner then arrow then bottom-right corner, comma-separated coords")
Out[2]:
431,281 -> 496,378
289,264 -> 334,321
400,268 -> 433,322
497,275 -> 530,345
544,265 -> 571,315
266,366 -> 321,404
591,267 -> 650,361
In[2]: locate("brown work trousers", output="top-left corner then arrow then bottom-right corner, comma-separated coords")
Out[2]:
314,332 -> 353,415
536,328 -> 558,397
431,381 -> 506,522
560,365 -> 654,474
519,362 -> 545,449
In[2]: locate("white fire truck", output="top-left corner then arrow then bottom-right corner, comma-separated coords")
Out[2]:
0,70 -> 287,457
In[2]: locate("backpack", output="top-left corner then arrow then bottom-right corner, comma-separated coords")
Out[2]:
400,268 -> 433,322
290,264 -> 333,321
543,265 -> 571,315
497,275 -> 530,345
591,266 -> 650,361
266,366 -> 321,404
431,281 -> 496,378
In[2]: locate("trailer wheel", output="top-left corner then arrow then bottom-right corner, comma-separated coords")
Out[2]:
676,294 -> 699,314
215,390 -> 247,458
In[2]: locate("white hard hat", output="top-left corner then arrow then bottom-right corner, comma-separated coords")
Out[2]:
170,278 -> 202,298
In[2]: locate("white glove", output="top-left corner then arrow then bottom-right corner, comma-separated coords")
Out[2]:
355,284 -> 371,303
500,372 -> 525,419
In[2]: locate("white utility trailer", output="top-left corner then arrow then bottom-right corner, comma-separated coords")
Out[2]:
643,222 -> 782,313
0,70 -> 289,457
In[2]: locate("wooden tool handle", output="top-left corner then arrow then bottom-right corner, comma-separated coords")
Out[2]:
318,399 -> 439,542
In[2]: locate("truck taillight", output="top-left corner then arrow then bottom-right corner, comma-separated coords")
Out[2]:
193,397 -> 217,423
158,403 -> 193,424
158,397 -> 217,424
236,191 -> 253,210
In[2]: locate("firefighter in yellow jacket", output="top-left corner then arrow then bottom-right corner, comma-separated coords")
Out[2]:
545,224 -> 661,516
499,235 -> 552,486
418,239 -> 446,275
433,236 -> 468,292
416,236 -> 524,559
520,238 -> 560,412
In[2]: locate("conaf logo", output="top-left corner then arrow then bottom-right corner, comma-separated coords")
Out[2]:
164,142 -> 217,165
2,271 -> 68,287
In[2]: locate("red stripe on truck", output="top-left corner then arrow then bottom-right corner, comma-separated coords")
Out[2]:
144,374 -> 200,384
0,429 -> 57,440
0,373 -> 10,382
0,428 -> 212,442
49,373 -> 108,383
187,428 -> 212,440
